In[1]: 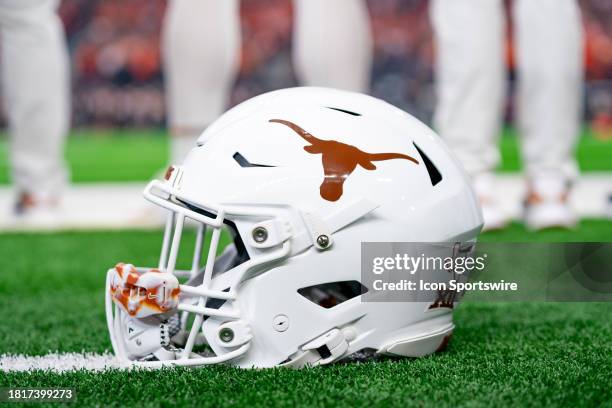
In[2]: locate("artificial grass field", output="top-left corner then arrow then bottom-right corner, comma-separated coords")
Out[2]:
1,128 -> 612,184
1,222 -> 611,407
1,129 -> 611,406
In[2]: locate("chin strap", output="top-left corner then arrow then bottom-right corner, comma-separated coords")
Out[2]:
292,198 -> 379,254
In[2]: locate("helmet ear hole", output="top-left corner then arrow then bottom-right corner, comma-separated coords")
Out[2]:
297,281 -> 368,309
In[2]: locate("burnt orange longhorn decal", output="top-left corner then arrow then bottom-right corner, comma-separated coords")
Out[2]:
269,119 -> 419,201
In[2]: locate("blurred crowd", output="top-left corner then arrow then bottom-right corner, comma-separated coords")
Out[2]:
49,0 -> 612,130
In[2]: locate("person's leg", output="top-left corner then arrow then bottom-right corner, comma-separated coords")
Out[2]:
514,0 -> 583,229
431,0 -> 507,230
0,0 -> 70,210
292,0 -> 372,93
431,0 -> 505,176
162,0 -> 240,164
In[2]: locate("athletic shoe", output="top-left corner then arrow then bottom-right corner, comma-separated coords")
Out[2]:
12,192 -> 63,229
524,174 -> 576,230
473,173 -> 509,231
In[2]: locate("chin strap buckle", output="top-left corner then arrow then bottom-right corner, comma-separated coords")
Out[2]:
281,328 -> 349,368
122,315 -> 177,361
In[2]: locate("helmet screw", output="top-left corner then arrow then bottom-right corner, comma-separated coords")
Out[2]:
219,327 -> 235,343
252,226 -> 268,243
317,235 -> 330,248
273,314 -> 289,332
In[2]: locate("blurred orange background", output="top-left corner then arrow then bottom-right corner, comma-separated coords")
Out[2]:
21,0 -> 612,131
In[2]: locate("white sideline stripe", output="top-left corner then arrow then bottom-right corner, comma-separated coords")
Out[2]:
0,352 -> 123,372
0,182 -> 165,231
0,175 -> 611,231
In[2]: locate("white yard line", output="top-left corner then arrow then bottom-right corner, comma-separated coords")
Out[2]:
0,352 -> 123,372
0,175 -> 611,231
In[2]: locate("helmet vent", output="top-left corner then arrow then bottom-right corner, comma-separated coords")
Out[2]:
325,107 -> 362,116
233,152 -> 275,168
413,142 -> 442,186
298,280 -> 368,309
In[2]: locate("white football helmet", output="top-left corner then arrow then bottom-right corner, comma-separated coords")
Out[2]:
105,87 -> 483,368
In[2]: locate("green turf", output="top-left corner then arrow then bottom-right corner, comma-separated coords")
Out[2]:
1,128 -> 611,184
1,222 -> 611,407
3,301 -> 611,407
479,219 -> 612,242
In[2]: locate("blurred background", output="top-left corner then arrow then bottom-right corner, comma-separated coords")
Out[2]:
0,0 -> 611,229
1,0 -> 610,130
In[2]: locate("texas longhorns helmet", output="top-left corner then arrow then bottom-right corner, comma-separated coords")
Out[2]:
105,87 -> 483,368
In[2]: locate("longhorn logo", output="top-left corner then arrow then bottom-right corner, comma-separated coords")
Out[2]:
270,119 -> 419,202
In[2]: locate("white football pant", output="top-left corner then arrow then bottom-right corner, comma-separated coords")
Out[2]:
1,0 -> 70,199
431,0 -> 583,181
163,0 -> 372,163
